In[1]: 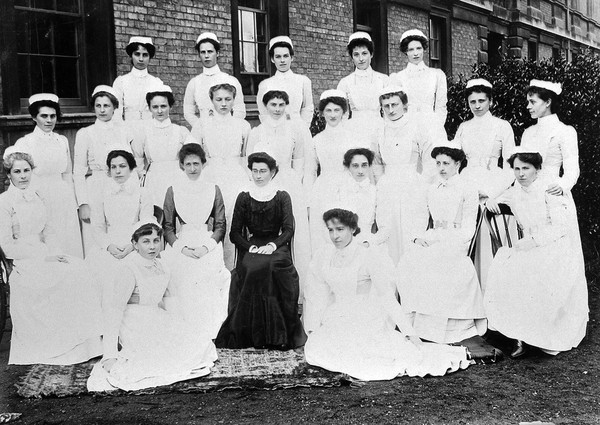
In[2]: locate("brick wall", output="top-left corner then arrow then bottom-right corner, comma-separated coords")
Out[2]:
451,20 -> 479,77
387,3 -> 430,73
288,0 -> 354,104
113,0 -> 233,126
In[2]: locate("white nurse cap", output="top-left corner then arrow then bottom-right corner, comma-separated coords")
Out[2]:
466,78 -> 493,89
529,79 -> 562,95
269,36 -> 293,50
319,89 -> 347,100
128,36 -> 153,46
146,84 -> 172,94
348,31 -> 372,45
28,93 -> 59,105
400,29 -> 427,43
378,85 -> 405,98
512,145 -> 541,155
196,32 -> 219,46
92,85 -> 119,99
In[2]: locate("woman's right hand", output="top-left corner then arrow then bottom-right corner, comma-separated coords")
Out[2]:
78,204 -> 91,222
45,255 -> 70,263
485,199 -> 501,215
108,244 -> 130,260
182,246 -> 208,259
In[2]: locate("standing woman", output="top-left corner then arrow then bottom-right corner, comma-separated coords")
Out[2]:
1,150 -> 102,365
191,83 -> 251,269
337,32 -> 389,144
396,142 -> 486,344
74,85 -> 134,253
14,93 -> 83,258
390,29 -> 447,127
112,36 -> 163,123
256,36 -> 314,125
132,84 -> 194,217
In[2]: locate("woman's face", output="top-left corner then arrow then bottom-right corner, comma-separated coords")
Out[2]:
251,162 -> 275,187
9,159 -> 33,190
326,218 -> 354,249
435,154 -> 460,180
94,95 -> 115,122
526,93 -> 552,119
265,97 -> 287,120
132,46 -> 150,70
380,95 -> 406,121
33,106 -> 57,133
323,102 -> 344,127
347,154 -> 370,182
406,40 -> 424,65
467,92 -> 491,118
351,46 -> 372,71
109,155 -> 132,184
211,89 -> 235,116
133,229 -> 161,260
513,157 -> 538,187
271,47 -> 293,73
199,42 -> 219,69
150,95 -> 170,122
181,154 -> 203,181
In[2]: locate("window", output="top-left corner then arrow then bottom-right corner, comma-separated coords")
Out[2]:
0,0 -> 115,114
528,40 -> 538,62
353,0 -> 386,73
429,15 -> 449,72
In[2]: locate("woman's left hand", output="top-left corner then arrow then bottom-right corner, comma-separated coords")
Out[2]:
546,184 -> 563,196
256,245 -> 275,255
407,335 -> 424,349
45,254 -> 69,263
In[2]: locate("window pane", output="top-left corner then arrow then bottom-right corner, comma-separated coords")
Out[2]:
55,57 -> 79,97
256,12 -> 267,43
17,56 -> 30,98
30,0 -> 55,11
56,0 -> 79,13
241,42 -> 258,72
258,42 -> 268,73
16,10 -> 53,54
54,16 -> 78,56
241,10 -> 256,42
238,0 -> 264,10
28,56 -> 55,94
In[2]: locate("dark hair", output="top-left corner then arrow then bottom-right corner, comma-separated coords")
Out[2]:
431,146 -> 466,164
3,151 -> 35,173
248,152 -> 278,173
323,208 -> 360,236
464,85 -> 493,101
195,38 -> 220,53
262,90 -> 290,106
269,41 -> 294,58
146,91 -> 175,107
126,42 -> 156,59
343,148 -> 374,167
525,85 -> 560,114
209,83 -> 236,100
347,38 -> 374,56
318,97 -> 348,114
92,91 -> 119,109
400,35 -> 428,53
508,152 -> 543,170
379,91 -> 408,106
178,143 -> 207,165
132,222 -> 163,243
106,150 -> 136,171
28,100 -> 62,122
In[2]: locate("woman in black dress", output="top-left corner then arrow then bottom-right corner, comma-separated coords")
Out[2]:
215,152 -> 306,349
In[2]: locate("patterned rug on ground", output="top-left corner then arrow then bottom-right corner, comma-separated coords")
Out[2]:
16,348 -> 349,398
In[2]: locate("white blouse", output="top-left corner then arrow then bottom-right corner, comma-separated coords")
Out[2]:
247,117 -> 308,169
337,67 -> 389,119
112,68 -> 164,121
131,118 -> 193,165
256,70 -> 314,124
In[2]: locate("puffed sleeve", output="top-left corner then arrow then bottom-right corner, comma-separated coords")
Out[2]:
419,123 -> 441,183
557,125 -> 580,192
102,267 -> 136,360
229,192 -> 253,251
130,129 -> 146,171
303,249 -> 333,333
73,127 -> 91,206
255,80 -> 267,121
451,183 -> 479,247
231,77 -> 247,120
531,193 -> 569,247
112,75 -> 125,121
300,76 -> 314,125
272,191 -> 295,248
162,186 -> 177,246
241,120 -> 251,157
183,77 -> 199,127
60,135 -> 75,184
499,119 -> 516,170
210,185 -> 226,245
434,69 -> 448,126
0,195 -> 39,259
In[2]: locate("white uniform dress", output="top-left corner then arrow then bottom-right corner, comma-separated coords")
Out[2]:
74,119 -> 134,254
390,62 -> 447,127
256,70 -> 314,125
113,67 -> 163,123
191,113 -> 251,269
14,127 -> 83,258
183,65 -> 246,127
247,116 -> 311,292
87,252 -> 218,391
374,113 -> 439,264
396,174 -> 487,344
132,118 -> 193,207
484,178 -> 588,353
304,242 -> 470,381
337,67 -> 388,149
0,184 -> 102,365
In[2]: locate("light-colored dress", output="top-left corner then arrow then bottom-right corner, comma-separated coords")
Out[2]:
0,184 -> 102,365
161,175 -> 231,338
304,242 -> 470,381
87,252 -> 218,391
112,67 -> 163,122
74,119 -> 134,254
132,118 -> 194,207
396,174 -> 487,344
484,178 -> 588,353
256,70 -> 314,125
14,127 -> 83,258
191,113 -> 251,269
183,65 -> 246,126
390,62 -> 447,127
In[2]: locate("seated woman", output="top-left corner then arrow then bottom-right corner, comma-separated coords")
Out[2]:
87,222 -> 217,392
215,152 -> 306,349
303,208 -> 470,381
161,143 -> 231,338
396,142 -> 486,344
484,149 -> 588,357
0,150 -> 102,365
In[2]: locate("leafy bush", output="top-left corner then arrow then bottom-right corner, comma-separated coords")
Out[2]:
445,51 -> 600,242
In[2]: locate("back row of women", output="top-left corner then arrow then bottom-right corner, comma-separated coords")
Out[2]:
0,28 -> 588,389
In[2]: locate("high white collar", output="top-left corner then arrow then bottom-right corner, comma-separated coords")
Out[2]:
436,173 -> 460,188
33,125 -> 55,138
354,66 -> 373,77
152,118 -> 172,128
94,118 -> 115,128
130,67 -> 149,78
263,115 -> 287,128
536,113 -> 559,126
406,61 -> 427,72
275,69 -> 294,79
471,111 -> 493,122
8,182 -> 38,202
203,64 -> 221,76
249,181 -> 278,202
107,174 -> 139,195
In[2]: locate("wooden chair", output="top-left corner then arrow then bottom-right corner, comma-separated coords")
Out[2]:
484,203 -> 523,256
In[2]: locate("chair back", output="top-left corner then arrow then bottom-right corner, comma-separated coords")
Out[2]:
484,203 -> 523,256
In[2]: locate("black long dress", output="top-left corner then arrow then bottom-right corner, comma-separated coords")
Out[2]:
215,190 -> 307,349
